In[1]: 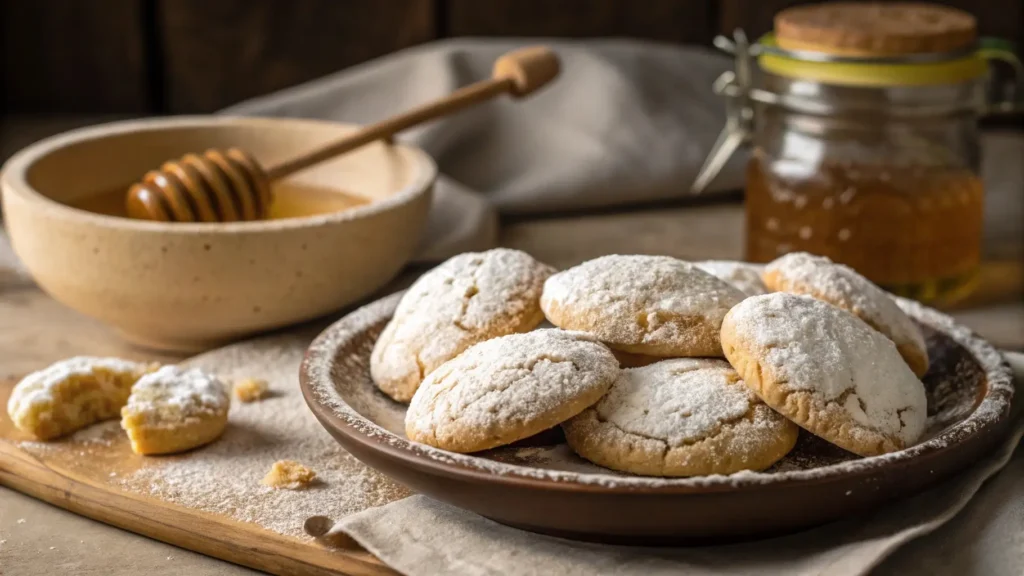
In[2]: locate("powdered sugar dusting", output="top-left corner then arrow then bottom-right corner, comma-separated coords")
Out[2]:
694,260 -> 768,296
305,291 -> 1013,490
724,293 -> 927,446
122,366 -> 229,421
371,248 -> 553,401
597,359 -> 753,445
540,255 -> 745,350
405,329 -> 618,450
765,252 -> 927,364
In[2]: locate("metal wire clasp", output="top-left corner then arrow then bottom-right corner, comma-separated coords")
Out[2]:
691,30 -> 758,194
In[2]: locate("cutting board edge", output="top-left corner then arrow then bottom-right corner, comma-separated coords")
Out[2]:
0,419 -> 394,576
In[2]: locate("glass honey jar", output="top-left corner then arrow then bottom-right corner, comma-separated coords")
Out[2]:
693,3 -> 1023,306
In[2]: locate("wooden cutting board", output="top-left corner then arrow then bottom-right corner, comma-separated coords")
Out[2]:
0,378 -> 395,576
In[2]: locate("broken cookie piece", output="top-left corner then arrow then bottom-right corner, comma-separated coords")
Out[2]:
233,378 -> 269,403
8,357 -> 156,440
121,366 -> 231,456
263,460 -> 317,489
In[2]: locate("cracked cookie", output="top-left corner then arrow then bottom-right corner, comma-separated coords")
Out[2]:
8,357 -> 156,440
694,260 -> 769,296
405,329 -> 618,453
721,293 -> 927,456
562,359 -> 797,476
372,248 -> 555,403
540,255 -> 746,357
121,365 -> 231,455
763,252 -> 929,377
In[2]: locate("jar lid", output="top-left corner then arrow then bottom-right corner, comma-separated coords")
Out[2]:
757,34 -> 989,87
774,2 -> 977,57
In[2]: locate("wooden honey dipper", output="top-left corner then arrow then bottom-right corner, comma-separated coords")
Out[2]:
126,46 -> 559,222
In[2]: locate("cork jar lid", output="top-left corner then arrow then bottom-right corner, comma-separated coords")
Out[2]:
774,2 -> 977,57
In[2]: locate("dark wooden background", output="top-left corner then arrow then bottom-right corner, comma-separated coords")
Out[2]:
1,0 -> 1021,115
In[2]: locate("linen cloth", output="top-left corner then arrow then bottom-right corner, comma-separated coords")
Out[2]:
225,38 -> 744,261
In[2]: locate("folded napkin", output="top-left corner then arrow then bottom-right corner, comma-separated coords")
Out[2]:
224,38 -> 743,261
332,354 -> 1024,576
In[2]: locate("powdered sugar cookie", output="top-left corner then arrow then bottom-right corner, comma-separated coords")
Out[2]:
405,330 -> 618,453
372,248 -> 554,402
7,357 -> 155,440
541,255 -> 746,357
763,252 -> 928,377
121,365 -> 231,455
563,359 -> 798,476
695,260 -> 769,296
721,293 -> 927,456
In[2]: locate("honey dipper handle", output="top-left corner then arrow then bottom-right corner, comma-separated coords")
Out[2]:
265,46 -> 559,180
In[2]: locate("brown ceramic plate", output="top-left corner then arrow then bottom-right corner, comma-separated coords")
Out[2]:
300,292 -> 1014,543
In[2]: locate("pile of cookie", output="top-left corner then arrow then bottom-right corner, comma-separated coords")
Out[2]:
372,249 -> 929,477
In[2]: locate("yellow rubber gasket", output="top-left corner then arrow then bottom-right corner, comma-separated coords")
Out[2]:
756,35 -> 1003,87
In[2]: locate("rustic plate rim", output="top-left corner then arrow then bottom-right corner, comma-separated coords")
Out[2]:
300,291 -> 1015,495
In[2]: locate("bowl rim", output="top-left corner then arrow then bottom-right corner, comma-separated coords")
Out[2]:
0,115 -> 438,234
300,291 -> 1016,495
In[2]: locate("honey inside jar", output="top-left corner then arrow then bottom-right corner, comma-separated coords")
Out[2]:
690,3 -> 1013,307
69,182 -> 369,220
746,153 -> 984,304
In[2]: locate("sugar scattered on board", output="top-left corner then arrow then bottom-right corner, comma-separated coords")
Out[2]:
18,331 -> 411,540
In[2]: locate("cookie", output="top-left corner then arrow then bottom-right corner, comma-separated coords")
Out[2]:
405,329 -> 618,453
763,252 -> 929,377
563,359 -> 798,476
694,260 -> 769,296
120,366 -> 231,455
721,293 -> 928,457
371,248 -> 554,402
7,357 -> 156,440
540,255 -> 746,357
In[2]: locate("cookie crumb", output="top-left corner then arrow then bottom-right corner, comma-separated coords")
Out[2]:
262,460 -> 317,489
17,518 -> 26,524
234,378 -> 270,403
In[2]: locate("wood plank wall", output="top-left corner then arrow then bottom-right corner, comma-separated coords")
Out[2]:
2,0 -> 1022,115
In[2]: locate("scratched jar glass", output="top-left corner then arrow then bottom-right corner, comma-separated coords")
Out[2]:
696,28 -> 1022,305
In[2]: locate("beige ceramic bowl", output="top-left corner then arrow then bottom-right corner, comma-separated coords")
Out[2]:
1,116 -> 435,352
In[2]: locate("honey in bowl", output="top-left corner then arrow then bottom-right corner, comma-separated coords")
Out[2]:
70,182 -> 369,220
